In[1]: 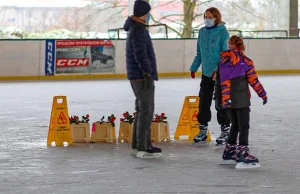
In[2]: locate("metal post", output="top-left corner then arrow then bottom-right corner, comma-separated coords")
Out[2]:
289,0 -> 298,37
128,0 -> 134,16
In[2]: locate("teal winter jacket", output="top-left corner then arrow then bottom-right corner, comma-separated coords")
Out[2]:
190,23 -> 229,77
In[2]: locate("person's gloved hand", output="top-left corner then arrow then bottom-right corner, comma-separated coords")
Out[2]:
263,96 -> 268,105
191,71 -> 195,79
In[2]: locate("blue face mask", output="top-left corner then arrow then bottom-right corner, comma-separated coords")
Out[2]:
204,18 -> 216,27
146,14 -> 151,22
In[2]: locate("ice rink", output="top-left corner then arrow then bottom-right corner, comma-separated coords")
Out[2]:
0,75 -> 299,194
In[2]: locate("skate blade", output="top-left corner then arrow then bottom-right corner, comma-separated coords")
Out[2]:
235,162 -> 260,169
130,150 -> 138,157
216,140 -> 226,145
220,160 -> 236,165
136,152 -> 162,159
193,141 -> 207,146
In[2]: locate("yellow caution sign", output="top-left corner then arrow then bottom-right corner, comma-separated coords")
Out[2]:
174,96 -> 211,142
47,96 -> 73,146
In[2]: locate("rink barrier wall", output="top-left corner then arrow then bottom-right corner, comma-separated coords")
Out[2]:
1,71 -> 300,82
0,38 -> 300,81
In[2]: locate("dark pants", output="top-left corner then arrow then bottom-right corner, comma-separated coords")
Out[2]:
226,107 -> 250,146
197,75 -> 230,127
130,79 -> 155,151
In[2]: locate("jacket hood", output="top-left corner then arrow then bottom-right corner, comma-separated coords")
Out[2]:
216,22 -> 227,30
218,21 -> 226,26
220,50 -> 247,66
123,17 -> 133,31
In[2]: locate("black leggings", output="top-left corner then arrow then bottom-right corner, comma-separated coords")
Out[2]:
227,107 -> 250,146
197,75 -> 230,126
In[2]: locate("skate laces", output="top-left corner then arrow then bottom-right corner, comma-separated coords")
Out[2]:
236,146 -> 246,156
198,130 -> 207,136
200,125 -> 208,130
223,144 -> 237,160
226,144 -> 236,152
221,125 -> 230,132
237,146 -> 256,160
219,131 -> 228,138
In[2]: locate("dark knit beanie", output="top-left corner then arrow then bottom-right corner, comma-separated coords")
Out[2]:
133,0 -> 151,17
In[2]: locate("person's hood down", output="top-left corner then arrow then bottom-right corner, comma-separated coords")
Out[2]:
123,17 -> 134,32
123,16 -> 147,31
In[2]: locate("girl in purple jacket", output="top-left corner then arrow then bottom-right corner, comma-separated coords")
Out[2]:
215,35 -> 268,169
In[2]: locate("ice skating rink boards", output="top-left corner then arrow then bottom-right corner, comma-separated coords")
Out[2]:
0,38 -> 300,81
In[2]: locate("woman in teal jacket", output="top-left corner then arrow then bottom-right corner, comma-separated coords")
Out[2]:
190,7 -> 231,145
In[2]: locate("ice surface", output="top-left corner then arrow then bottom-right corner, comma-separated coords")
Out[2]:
0,76 -> 299,194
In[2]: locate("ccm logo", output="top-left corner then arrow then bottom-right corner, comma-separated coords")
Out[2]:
46,41 -> 54,74
56,58 -> 89,67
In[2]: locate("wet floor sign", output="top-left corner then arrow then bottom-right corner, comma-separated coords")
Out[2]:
47,96 -> 73,146
174,96 -> 211,142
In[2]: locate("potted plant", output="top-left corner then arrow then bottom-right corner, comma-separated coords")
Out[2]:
69,114 -> 90,143
91,114 -> 117,143
151,113 -> 171,142
118,112 -> 136,143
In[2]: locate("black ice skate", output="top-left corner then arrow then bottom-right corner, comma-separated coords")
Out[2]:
221,144 -> 237,165
235,145 -> 260,169
193,125 -> 208,145
216,125 -> 230,146
135,146 -> 162,159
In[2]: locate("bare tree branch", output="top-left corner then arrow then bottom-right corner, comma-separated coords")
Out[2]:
195,0 -> 214,5
163,18 -> 185,26
193,14 -> 203,20
84,1 -> 127,25
156,14 -> 185,22
150,15 -> 181,37
152,0 -> 177,9
223,0 -> 268,22
192,23 -> 204,29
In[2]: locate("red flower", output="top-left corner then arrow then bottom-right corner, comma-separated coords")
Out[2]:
86,114 -> 90,118
123,113 -> 127,117
154,117 -> 159,122
133,112 -> 137,116
111,116 -> 116,122
120,118 -> 125,122
161,113 -> 165,117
